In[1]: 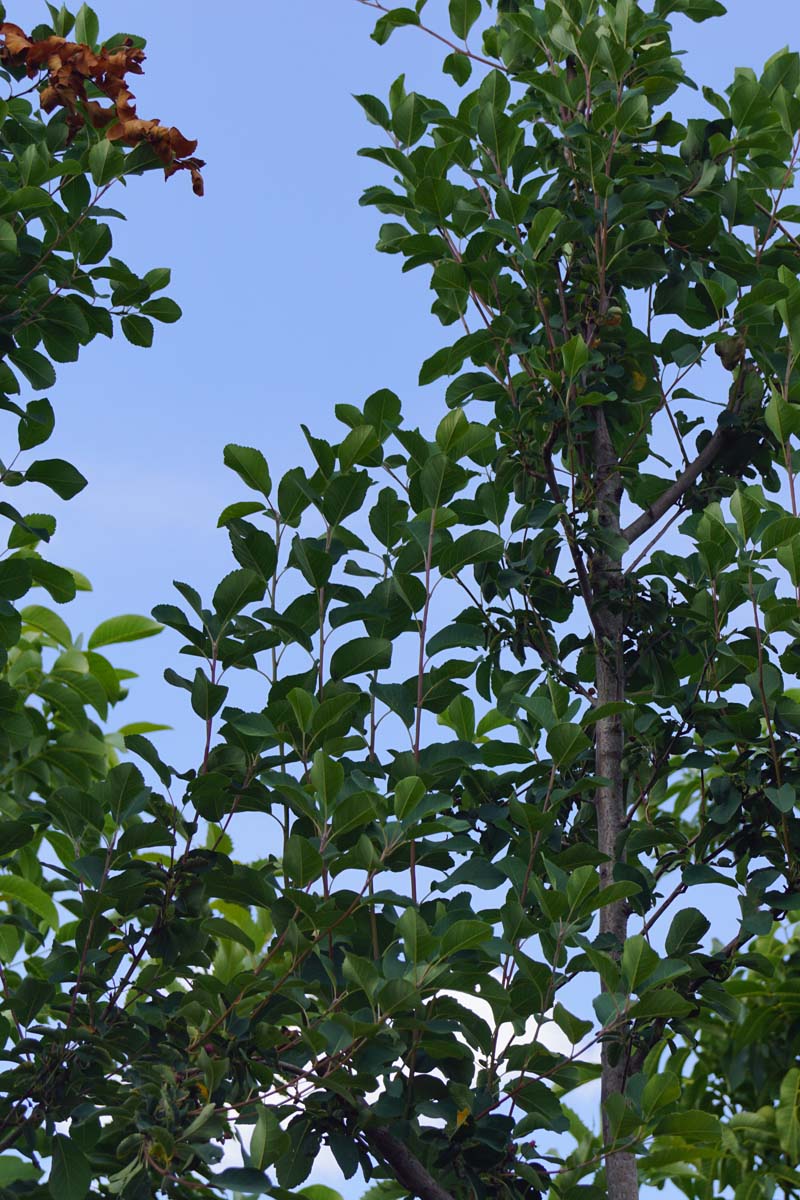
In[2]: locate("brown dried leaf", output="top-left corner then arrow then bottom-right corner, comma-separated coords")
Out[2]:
0,22 -> 32,59
0,20 -> 203,194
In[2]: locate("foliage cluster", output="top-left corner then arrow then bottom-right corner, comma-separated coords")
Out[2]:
3,3 -> 800,1200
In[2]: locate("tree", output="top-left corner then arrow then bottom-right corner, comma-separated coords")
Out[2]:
4,2 -> 800,1200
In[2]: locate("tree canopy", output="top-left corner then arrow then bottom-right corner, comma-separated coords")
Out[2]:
4,3 -> 800,1200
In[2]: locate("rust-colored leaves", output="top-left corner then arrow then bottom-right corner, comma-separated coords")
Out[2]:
0,22 -> 204,195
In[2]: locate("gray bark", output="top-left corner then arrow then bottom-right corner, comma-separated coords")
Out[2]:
592,409 -> 639,1200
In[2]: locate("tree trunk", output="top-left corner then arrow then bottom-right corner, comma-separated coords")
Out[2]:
592,409 -> 639,1200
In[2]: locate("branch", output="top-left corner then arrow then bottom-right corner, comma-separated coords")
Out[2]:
621,426 -> 728,545
539,436 -> 602,637
276,1060 -> 457,1200
354,0 -> 509,73
754,198 -> 800,255
365,1124 -> 457,1200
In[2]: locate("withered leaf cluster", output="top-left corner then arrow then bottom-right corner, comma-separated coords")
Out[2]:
0,22 -> 204,195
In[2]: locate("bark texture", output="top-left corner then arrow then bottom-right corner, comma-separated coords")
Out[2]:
592,409 -> 639,1200
366,1124 -> 457,1200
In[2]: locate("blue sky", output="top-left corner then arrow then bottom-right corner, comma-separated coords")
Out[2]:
14,2 -> 800,1195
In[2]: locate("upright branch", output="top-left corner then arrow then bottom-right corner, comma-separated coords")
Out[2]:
591,406 -> 637,1198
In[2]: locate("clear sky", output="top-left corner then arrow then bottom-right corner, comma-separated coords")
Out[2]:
14,2 -> 800,1195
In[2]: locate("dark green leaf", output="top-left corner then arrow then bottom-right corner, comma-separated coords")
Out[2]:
120,314 -> 154,347
448,0 -> 481,38
665,907 -> 710,956
25,459 -> 87,500
223,444 -> 272,497
9,349 -> 56,391
330,636 -> 392,679
213,569 -> 266,624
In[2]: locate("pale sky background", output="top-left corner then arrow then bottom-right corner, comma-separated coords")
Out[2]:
10,1 -> 800,1196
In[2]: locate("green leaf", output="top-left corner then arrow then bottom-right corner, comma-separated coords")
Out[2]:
628,990 -> 694,1018
656,1110 -> 722,1143
125,733 -> 173,788
372,7 -> 420,45
18,399 -> 55,451
11,977 -> 53,1027
395,775 -> 426,819
140,296 -> 182,323
217,500 -> 267,527
561,334 -> 590,380
330,636 -> 392,679
340,425 -> 381,471
21,604 -> 71,646
250,1104 -> 290,1171
621,934 -> 660,992
289,537 -> 331,588
353,93 -> 391,130
440,919 -> 492,955
734,1179 -> 768,1200
439,531 -> 504,575
526,207 -> 561,258
0,217 -> 17,254
88,614 -> 162,649
49,1135 -> 91,1200
212,1168 -> 270,1195
654,0 -> 725,20
358,1186 -> 407,1200
88,138 -> 125,186
765,388 -> 800,443
28,559 -> 76,604
547,722 -> 590,768
25,458 -> 87,499
191,668 -> 228,720
284,835 -> 323,886
143,267 -> 171,292
443,52 -> 472,85
7,511 -> 55,549
310,750 -> 344,811
9,348 -> 56,390
760,515 -> 800,554
448,0 -> 481,38
730,488 -> 761,542
117,721 -> 171,736
0,558 -> 31,601
120,314 -> 154,347
0,875 -> 58,930
778,535 -> 800,585
213,569 -> 265,624
228,519 -> 278,580
642,1072 -> 682,1118
0,1158 -> 41,1185
664,907 -> 710,956
393,92 -> 426,146
74,3 -> 99,44
321,471 -> 371,525
777,1068 -> 800,1158
416,177 -> 455,222
551,1001 -> 593,1043
223,444 -> 272,497
666,907 -> 710,955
